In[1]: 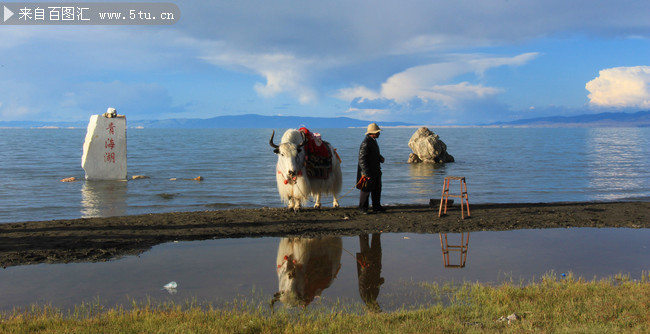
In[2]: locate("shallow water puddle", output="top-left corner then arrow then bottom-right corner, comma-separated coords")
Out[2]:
1,228 -> 648,312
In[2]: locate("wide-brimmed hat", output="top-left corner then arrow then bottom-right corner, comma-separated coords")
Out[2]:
366,123 -> 381,134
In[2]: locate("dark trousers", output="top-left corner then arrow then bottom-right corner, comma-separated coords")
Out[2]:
359,179 -> 382,211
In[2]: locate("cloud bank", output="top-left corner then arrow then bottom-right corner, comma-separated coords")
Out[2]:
586,66 -> 650,109
336,53 -> 539,123
0,1 -> 649,123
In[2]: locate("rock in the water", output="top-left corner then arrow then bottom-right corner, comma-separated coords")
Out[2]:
407,127 -> 454,163
407,153 -> 422,164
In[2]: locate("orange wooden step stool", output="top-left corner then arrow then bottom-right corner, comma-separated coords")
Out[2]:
438,176 -> 470,219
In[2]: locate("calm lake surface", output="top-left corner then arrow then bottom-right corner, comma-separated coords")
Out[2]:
1,127 -> 649,223
0,127 -> 648,311
1,229 -> 648,312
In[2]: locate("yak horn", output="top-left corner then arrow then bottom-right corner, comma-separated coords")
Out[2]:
298,132 -> 307,148
269,130 -> 279,148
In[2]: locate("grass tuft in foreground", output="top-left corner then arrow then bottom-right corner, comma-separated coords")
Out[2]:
1,272 -> 648,333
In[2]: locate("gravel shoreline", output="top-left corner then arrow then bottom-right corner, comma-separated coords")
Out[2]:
1,201 -> 648,268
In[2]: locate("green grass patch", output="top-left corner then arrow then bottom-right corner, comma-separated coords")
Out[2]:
1,272 -> 648,333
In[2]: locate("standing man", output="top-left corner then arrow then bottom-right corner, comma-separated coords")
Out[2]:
357,123 -> 385,214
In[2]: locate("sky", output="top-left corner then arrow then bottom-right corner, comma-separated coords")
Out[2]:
1,0 -> 649,125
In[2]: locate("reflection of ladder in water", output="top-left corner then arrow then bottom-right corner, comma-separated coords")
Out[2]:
439,232 -> 470,268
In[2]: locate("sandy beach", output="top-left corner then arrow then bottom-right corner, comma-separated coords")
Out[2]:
1,201 -> 648,268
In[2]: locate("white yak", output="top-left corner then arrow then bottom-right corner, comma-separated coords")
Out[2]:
270,129 -> 342,211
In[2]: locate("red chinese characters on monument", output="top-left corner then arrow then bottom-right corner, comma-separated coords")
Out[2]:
107,122 -> 115,135
104,152 -> 115,163
105,138 -> 115,150
103,122 -> 116,163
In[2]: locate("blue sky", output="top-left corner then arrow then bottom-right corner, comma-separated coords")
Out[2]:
1,0 -> 649,125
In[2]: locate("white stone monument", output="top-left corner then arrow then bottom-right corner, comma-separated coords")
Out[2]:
81,108 -> 127,180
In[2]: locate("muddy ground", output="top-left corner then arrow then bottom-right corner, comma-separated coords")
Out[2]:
1,201 -> 648,268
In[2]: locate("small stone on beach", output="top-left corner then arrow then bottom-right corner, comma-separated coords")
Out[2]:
498,313 -> 522,324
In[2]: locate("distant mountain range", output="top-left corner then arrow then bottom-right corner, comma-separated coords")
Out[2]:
1,111 -> 648,128
128,114 -> 413,128
0,114 -> 412,129
487,110 -> 649,127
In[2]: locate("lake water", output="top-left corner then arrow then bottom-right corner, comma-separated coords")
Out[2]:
1,229 -> 648,312
1,126 -> 649,312
1,127 -> 649,223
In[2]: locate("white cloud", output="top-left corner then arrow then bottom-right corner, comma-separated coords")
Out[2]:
586,66 -> 650,108
336,86 -> 381,102
344,107 -> 391,119
416,82 -> 502,109
467,53 -> 541,76
252,62 -> 317,104
337,53 -> 537,109
199,45 -> 322,104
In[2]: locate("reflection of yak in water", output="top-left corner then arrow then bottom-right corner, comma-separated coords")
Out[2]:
272,237 -> 342,307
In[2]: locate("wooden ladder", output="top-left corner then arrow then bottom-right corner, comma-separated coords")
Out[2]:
438,176 -> 470,219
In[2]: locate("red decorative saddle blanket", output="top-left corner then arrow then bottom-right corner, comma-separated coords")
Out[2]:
299,127 -> 333,179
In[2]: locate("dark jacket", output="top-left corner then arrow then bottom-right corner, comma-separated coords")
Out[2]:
357,134 -> 383,190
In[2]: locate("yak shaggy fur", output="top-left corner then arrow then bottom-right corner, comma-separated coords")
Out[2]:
271,129 -> 342,211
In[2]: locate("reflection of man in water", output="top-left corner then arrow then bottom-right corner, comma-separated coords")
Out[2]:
356,233 -> 384,312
